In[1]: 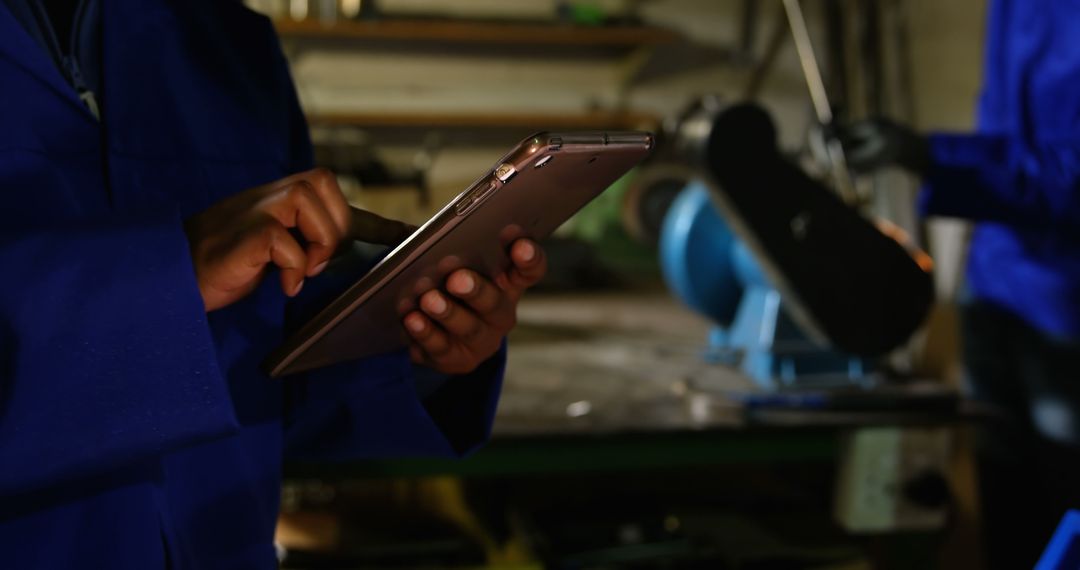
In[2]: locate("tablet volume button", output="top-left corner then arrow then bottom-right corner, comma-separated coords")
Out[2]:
454,193 -> 475,216
455,180 -> 497,216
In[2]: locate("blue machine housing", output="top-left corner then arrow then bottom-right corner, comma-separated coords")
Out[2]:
660,182 -> 874,389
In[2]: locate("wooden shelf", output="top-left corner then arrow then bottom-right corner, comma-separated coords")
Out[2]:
274,18 -> 681,47
306,110 -> 661,130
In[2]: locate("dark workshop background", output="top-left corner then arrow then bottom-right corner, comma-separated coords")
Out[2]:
246,0 -> 991,568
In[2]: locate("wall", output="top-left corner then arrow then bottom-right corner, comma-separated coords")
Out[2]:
908,0 -> 986,302
269,0 -> 833,223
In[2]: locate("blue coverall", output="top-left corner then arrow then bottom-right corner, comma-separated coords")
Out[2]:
918,1 -> 1080,566
921,0 -> 1080,445
0,0 -> 504,567
921,0 -> 1080,345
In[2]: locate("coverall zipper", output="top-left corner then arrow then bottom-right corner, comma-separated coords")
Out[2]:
63,53 -> 99,119
28,0 -> 99,120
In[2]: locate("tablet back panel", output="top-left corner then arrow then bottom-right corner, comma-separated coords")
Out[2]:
266,131 -> 653,377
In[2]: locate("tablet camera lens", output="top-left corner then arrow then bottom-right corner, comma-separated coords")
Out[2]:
495,163 -> 517,182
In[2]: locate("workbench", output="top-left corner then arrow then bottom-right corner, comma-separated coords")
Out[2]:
286,290 -> 970,480
281,291 -> 980,569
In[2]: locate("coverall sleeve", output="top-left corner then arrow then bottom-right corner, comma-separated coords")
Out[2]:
919,133 -> 1080,230
283,348 -> 506,461
0,209 -> 238,497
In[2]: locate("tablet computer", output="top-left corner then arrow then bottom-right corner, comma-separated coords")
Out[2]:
265,131 -> 654,377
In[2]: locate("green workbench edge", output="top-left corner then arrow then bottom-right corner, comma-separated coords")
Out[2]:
284,429 -> 840,480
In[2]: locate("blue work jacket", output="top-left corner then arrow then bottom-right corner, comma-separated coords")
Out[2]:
0,1 -> 504,568
920,0 -> 1080,338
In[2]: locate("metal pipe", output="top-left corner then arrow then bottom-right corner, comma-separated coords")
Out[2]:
781,0 -> 857,203
782,0 -> 833,124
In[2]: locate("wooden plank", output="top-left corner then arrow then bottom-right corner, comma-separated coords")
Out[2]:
274,18 -> 681,47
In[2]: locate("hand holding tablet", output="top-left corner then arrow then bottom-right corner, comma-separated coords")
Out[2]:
403,237 -> 547,375
265,131 -> 653,377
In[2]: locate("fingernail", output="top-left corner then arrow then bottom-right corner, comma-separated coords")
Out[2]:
454,273 -> 475,295
519,241 -> 536,262
426,292 -> 447,315
292,280 -> 305,296
406,314 -> 425,333
310,260 -> 329,276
